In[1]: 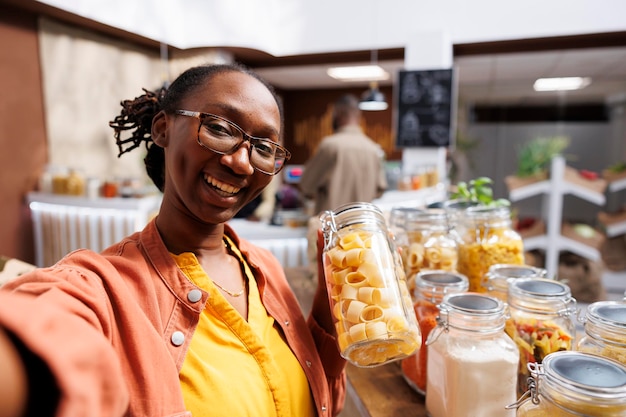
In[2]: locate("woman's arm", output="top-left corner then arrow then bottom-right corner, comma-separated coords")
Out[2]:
0,328 -> 28,417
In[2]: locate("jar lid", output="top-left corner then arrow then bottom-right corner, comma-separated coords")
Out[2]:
543,351 -> 626,395
488,264 -> 547,279
443,293 -> 502,314
464,204 -> 510,220
509,277 -> 570,299
415,270 -> 469,302
586,301 -> 626,330
320,202 -> 386,232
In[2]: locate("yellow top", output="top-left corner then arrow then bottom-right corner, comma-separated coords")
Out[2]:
173,237 -> 315,417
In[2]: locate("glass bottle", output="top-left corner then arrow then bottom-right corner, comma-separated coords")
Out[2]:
426,293 -> 519,417
485,264 -> 548,302
512,351 -> 626,417
456,205 -> 525,292
505,278 -> 577,397
320,202 -> 421,367
577,301 -> 626,365
388,207 -> 458,297
401,270 -> 468,395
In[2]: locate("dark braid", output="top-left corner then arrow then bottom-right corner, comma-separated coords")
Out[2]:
108,63 -> 283,193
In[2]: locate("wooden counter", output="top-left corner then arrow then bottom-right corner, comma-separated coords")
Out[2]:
341,361 -> 427,417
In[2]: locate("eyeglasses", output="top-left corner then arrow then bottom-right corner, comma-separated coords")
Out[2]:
174,110 -> 291,175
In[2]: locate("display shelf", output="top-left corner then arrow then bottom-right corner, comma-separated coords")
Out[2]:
505,156 -> 606,276
598,209 -> 626,238
600,172 -> 626,237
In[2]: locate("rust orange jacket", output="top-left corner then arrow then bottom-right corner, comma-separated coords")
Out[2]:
1,219 -> 346,417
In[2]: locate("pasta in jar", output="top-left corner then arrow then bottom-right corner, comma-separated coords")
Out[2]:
577,301 -> 626,365
321,203 -> 421,367
456,205 -> 524,292
389,207 -> 458,297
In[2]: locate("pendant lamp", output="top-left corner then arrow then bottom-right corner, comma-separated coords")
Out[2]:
358,48 -> 388,111
359,81 -> 388,111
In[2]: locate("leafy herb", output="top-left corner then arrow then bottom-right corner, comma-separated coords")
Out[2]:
451,176 -> 510,207
516,136 -> 570,178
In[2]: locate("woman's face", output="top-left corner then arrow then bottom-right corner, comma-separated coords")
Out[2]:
158,71 -> 281,225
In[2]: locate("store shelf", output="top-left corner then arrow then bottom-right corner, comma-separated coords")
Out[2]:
505,156 -> 606,276
598,209 -> 626,238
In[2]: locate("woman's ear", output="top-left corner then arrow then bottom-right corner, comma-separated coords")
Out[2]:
152,110 -> 169,148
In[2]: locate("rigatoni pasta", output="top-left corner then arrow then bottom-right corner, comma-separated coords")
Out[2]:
321,216 -> 421,367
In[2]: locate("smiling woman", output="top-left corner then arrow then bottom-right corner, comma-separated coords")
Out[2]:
0,63 -> 346,417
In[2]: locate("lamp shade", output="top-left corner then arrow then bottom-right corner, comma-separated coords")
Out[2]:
359,87 -> 388,111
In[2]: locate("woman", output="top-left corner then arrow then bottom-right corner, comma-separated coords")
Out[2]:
0,63 -> 346,417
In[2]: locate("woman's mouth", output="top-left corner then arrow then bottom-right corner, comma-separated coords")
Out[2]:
204,174 -> 241,197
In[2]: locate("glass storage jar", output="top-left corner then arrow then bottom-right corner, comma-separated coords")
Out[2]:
505,278 -> 577,397
426,293 -> 519,417
388,207 -> 458,297
577,301 -> 626,365
456,205 -> 525,292
485,264 -> 548,302
401,270 -> 468,395
511,351 -> 626,417
320,202 -> 420,367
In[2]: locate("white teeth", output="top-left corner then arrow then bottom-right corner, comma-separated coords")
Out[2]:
204,174 -> 240,195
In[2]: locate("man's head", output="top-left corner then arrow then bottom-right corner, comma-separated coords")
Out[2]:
332,94 -> 361,131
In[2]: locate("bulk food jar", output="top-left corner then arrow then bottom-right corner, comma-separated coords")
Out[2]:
577,301 -> 626,365
456,205 -> 524,292
505,278 -> 576,397
401,270 -> 468,395
320,202 -> 420,367
509,351 -> 626,417
485,264 -> 548,302
426,293 -> 519,417
388,207 -> 458,297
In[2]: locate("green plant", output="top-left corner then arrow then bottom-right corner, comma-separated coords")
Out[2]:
450,176 -> 510,207
516,136 -> 570,178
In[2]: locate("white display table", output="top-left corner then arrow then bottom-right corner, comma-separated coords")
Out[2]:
27,192 -> 162,267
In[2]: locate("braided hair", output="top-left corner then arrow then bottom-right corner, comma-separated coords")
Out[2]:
109,63 -> 284,192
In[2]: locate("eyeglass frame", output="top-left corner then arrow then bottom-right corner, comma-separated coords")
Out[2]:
174,109 -> 291,175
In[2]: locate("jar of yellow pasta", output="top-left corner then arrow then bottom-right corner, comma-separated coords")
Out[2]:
485,264 -> 548,302
320,202 -> 421,367
577,301 -> 626,365
510,351 -> 626,417
456,205 -> 524,292
505,278 -> 577,397
389,207 -> 459,298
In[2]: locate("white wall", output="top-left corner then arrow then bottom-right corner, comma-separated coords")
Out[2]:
37,0 -> 626,54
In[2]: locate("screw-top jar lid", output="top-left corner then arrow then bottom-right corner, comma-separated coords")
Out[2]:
542,351 -> 626,398
415,270 -> 469,302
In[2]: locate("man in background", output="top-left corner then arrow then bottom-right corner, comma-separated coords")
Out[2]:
299,94 -> 387,214
299,94 -> 387,278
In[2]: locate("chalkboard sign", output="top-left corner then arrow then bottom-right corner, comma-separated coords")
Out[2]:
395,68 -> 455,148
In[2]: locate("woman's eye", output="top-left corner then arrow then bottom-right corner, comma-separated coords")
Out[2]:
205,121 -> 232,137
254,141 -> 276,157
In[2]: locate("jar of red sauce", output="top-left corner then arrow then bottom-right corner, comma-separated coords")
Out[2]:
401,270 -> 468,394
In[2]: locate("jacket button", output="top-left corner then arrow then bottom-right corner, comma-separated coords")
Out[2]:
171,331 -> 185,346
306,360 -> 312,367
284,320 -> 290,326
187,289 -> 202,303
321,405 -> 327,412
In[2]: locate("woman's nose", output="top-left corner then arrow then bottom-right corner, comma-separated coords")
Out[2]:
222,142 -> 255,175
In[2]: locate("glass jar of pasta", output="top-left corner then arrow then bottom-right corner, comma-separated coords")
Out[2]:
388,207 -> 458,298
485,264 -> 548,302
320,202 -> 421,367
426,293 -> 519,417
510,351 -> 626,417
401,270 -> 468,395
456,205 -> 525,292
577,301 -> 626,366
505,278 -> 577,397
